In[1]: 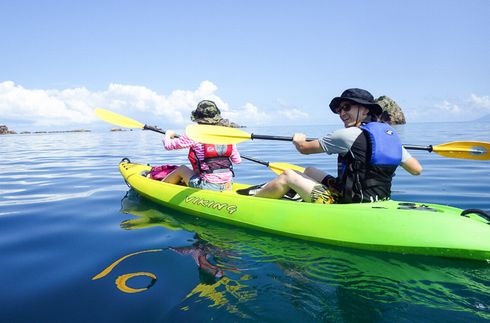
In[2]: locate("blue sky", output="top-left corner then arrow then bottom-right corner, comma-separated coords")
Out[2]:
1,0 -> 489,131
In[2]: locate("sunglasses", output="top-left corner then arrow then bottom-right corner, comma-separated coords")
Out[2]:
335,103 -> 356,114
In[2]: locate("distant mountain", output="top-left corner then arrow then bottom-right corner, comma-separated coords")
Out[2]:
476,114 -> 490,122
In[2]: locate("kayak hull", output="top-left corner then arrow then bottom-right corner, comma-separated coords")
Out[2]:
119,162 -> 490,261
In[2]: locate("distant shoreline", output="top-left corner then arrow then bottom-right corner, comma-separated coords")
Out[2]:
1,129 -> 92,135
0,127 -> 132,135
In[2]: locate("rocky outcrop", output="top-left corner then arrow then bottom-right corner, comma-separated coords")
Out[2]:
0,125 -> 16,135
375,96 -> 406,125
216,118 -> 242,128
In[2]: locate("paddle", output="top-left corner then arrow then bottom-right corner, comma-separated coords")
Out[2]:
186,124 -> 316,144
403,142 -> 489,161
241,155 -> 305,174
186,124 -> 490,161
95,108 -> 166,134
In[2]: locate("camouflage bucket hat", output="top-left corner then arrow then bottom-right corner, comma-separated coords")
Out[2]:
190,100 -> 240,127
191,100 -> 223,125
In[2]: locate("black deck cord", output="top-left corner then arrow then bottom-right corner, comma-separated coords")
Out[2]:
120,158 -> 132,187
461,209 -> 490,223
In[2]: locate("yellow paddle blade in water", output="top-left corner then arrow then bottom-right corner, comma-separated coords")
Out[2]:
185,124 -> 251,144
95,108 -> 145,129
432,141 -> 490,160
268,162 -> 306,174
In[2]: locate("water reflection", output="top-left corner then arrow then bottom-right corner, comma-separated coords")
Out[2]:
170,234 -> 225,284
117,200 -> 255,318
116,189 -> 490,321
92,249 -> 163,293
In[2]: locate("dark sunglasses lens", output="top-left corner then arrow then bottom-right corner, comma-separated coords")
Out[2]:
337,104 -> 352,113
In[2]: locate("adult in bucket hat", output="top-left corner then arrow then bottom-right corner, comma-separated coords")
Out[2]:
255,88 -> 422,204
160,100 -> 241,192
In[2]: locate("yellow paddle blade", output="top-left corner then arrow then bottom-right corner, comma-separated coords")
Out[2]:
95,108 -> 145,129
432,141 -> 489,160
268,162 -> 306,175
185,124 -> 251,144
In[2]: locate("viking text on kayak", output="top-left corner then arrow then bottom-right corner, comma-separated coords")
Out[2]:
184,196 -> 237,214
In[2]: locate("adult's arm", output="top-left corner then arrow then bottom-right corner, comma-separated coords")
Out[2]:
400,148 -> 422,175
401,157 -> 423,176
292,133 -> 324,154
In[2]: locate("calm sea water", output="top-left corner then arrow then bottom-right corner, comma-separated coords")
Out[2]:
1,122 -> 489,322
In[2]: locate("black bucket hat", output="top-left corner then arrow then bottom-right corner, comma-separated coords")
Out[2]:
329,88 -> 383,116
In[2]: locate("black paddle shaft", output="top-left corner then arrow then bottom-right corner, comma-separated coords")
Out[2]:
143,125 -> 182,138
403,144 -> 433,152
241,155 -> 269,166
250,134 -> 317,142
143,125 -> 167,135
248,135 -> 437,152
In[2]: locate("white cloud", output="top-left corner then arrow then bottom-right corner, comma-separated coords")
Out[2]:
1,80 -> 317,129
0,81 -> 90,126
278,108 -> 309,120
0,80 -> 271,129
224,103 -> 272,125
405,94 -> 490,122
222,102 -> 311,125
469,94 -> 490,109
275,99 -> 310,122
436,100 -> 461,114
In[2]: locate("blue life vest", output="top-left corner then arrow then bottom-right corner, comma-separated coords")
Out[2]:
360,122 -> 402,166
339,122 -> 402,203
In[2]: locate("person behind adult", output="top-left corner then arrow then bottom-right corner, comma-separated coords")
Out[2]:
255,88 -> 422,204
163,100 -> 241,191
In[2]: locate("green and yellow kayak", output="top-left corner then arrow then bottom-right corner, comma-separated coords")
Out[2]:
119,161 -> 490,261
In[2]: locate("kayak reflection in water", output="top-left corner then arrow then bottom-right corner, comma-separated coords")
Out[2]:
170,234 -> 225,285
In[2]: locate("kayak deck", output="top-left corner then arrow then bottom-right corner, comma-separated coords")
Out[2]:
119,161 -> 490,261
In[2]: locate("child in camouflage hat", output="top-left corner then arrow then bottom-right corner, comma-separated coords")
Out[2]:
161,100 -> 242,191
